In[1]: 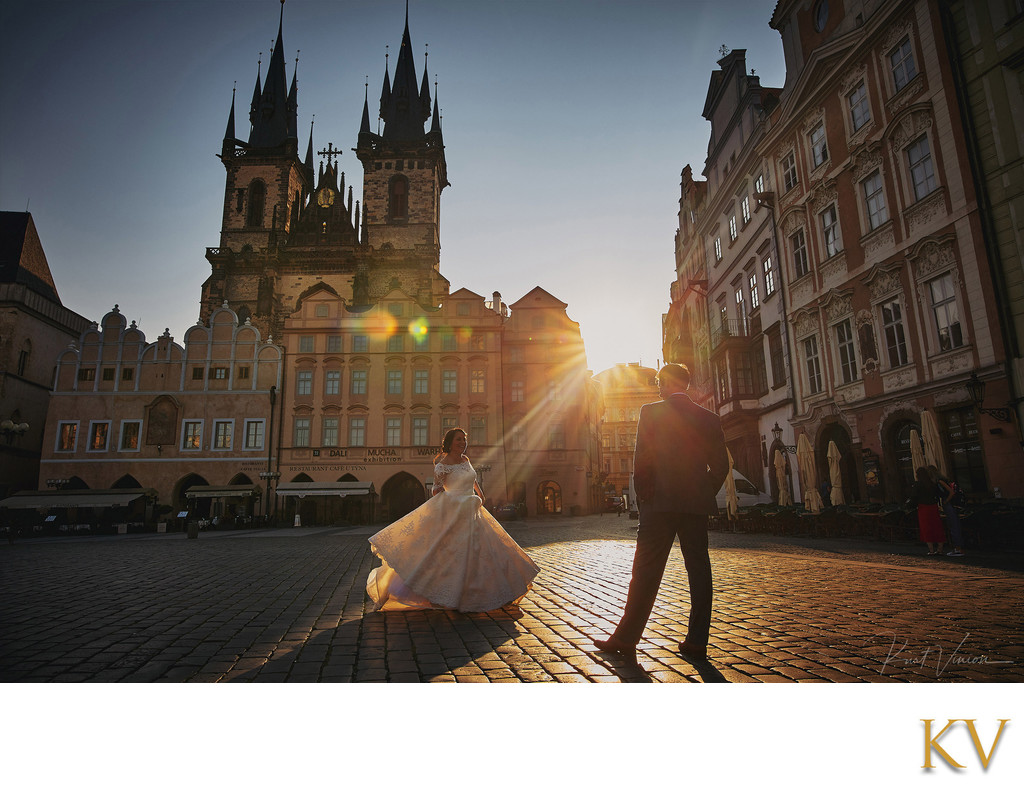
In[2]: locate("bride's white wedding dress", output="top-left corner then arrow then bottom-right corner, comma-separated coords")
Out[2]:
366,458 -> 539,612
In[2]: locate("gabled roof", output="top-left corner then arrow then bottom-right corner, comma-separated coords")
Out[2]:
0,212 -> 61,303
508,286 -> 568,310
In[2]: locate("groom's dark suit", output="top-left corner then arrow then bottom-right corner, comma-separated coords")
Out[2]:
611,391 -> 728,649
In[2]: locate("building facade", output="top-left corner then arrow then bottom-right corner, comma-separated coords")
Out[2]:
0,212 -> 91,500
592,363 -> 659,506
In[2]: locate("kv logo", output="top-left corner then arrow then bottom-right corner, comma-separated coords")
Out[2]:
922,719 -> 1010,770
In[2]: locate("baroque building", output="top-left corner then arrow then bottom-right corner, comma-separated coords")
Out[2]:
664,0 -> 1024,504
592,363 -> 659,507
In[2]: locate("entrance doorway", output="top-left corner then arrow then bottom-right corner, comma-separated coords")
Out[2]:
537,480 -> 562,515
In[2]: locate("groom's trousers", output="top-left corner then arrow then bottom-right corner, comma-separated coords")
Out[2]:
612,509 -> 712,647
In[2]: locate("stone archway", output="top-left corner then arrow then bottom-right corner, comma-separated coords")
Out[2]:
381,472 -> 426,522
174,473 -> 210,517
817,423 -> 859,503
537,480 -> 562,515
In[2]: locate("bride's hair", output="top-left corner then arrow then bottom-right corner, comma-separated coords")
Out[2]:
442,427 -> 467,453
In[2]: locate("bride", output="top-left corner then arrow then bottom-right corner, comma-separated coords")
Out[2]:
366,428 -> 540,612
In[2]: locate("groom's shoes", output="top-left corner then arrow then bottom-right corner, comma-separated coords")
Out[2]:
677,641 -> 708,660
594,636 -> 637,659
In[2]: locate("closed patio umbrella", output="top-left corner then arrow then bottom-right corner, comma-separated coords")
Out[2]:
910,428 -> 926,475
775,449 -> 792,506
921,409 -> 948,478
797,433 -> 824,513
725,448 -> 739,519
827,440 -> 845,505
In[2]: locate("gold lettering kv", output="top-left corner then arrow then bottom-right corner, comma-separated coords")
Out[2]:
921,719 -> 1010,769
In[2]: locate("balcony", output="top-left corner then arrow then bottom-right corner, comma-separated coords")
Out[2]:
710,318 -> 751,352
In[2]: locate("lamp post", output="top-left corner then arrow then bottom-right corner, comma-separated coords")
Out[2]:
770,422 -> 797,453
965,372 -> 1012,422
0,419 -> 29,444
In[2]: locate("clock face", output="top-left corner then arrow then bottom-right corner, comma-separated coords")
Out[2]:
317,188 -> 336,207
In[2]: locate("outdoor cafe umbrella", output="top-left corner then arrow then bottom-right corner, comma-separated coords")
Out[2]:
827,440 -> 845,506
797,433 -> 824,513
910,428 -> 926,475
774,449 -> 792,506
725,448 -> 739,519
921,409 -> 948,478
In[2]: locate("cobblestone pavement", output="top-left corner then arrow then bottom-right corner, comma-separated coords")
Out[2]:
2,515 -> 1022,683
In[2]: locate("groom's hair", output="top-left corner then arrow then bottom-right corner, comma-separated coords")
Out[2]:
657,363 -> 691,389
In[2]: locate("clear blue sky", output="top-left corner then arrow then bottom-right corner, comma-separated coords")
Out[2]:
1,0 -> 785,375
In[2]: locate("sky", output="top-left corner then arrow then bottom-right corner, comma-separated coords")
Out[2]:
0,0 -> 787,376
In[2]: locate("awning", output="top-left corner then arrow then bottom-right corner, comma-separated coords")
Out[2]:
275,482 -> 375,498
185,484 -> 262,499
0,489 -> 153,509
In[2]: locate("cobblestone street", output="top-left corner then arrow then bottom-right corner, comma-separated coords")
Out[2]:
3,515 -> 1021,684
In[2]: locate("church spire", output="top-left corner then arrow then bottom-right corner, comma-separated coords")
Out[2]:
304,117 -> 315,185
420,48 -> 431,123
249,0 -> 292,150
223,85 -> 237,148
360,79 -> 372,135
381,2 -> 425,140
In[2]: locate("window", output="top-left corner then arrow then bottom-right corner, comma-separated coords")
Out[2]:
387,369 -> 403,395
122,367 -> 134,382
441,333 -> 457,352
352,335 -> 368,353
907,134 -> 937,201
327,335 -> 342,353
835,319 -> 858,384
102,367 -> 115,382
804,336 -> 823,395
782,151 -> 798,192
471,335 -> 486,351
238,366 -> 250,380
511,379 -> 524,402
929,273 -> 963,351
321,418 -> 338,447
17,346 -> 29,376
714,236 -> 722,262
470,416 -> 486,446
735,287 -> 747,327
389,175 -> 409,219
246,180 -> 266,227
412,417 -> 429,446
213,420 -> 233,450
748,273 -> 760,309
119,421 -> 141,451
601,432 -> 611,450
294,418 -> 311,448
863,170 -> 888,229
511,425 -> 526,451
882,299 -> 908,367
821,204 -> 841,257
763,256 -> 776,296
441,415 -> 458,435
386,417 -> 402,446
351,370 -> 367,395
413,330 -> 429,351
57,422 -> 78,452
509,346 -> 524,363
548,380 -> 562,401
792,230 -> 810,277
388,303 -> 403,317
741,196 -> 751,224
755,173 -> 765,194
548,422 -> 565,451
729,215 -> 738,242
296,370 -> 312,396
243,420 -> 265,450
414,369 -> 429,394
316,304 -> 329,318
89,422 -> 110,452
191,367 -> 203,381
387,334 -> 404,353
848,81 -> 870,131
735,352 -> 754,396
890,35 -> 917,92
809,122 -> 829,167
458,303 -> 471,316
349,418 -> 366,447
325,370 -> 341,396
299,336 -> 314,353
442,369 -> 457,394
470,368 -> 486,394
182,421 -> 203,450
213,367 -> 228,380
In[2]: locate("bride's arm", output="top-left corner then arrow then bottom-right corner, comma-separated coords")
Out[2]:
431,464 -> 448,496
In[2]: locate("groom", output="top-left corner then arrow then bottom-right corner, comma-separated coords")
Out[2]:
595,362 -> 728,661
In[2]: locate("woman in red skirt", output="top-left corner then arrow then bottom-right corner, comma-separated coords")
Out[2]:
910,466 -> 945,555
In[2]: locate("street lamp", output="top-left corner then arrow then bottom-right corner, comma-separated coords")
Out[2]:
770,422 -> 797,453
1,419 -> 29,444
965,372 -> 1012,422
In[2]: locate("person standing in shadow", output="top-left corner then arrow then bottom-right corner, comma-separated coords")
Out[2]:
594,363 -> 728,662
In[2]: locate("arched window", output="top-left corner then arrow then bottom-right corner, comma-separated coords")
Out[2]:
246,180 -> 267,228
389,175 -> 409,220
537,480 -> 562,514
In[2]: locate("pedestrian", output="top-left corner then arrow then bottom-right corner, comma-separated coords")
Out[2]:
909,466 -> 945,555
928,464 -> 965,557
594,363 -> 728,662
